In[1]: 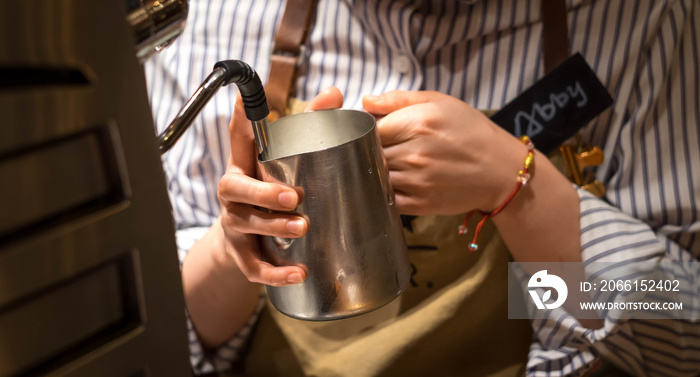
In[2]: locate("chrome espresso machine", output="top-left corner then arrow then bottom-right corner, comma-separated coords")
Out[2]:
0,0 -> 192,375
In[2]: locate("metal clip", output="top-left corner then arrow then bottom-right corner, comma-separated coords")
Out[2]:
582,181 -> 606,198
271,44 -> 307,68
559,144 -> 606,198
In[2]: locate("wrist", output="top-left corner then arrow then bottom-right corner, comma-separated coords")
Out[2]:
492,152 -> 581,262
182,220 -> 262,350
461,136 -> 535,251
478,134 -> 533,213
209,219 -> 235,269
182,219 -> 246,285
493,150 -> 568,225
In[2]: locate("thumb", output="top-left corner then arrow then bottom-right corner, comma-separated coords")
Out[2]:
304,86 -> 344,112
227,94 -> 257,175
362,90 -> 435,116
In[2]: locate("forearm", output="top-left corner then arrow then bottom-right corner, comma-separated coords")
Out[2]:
492,149 -> 581,264
491,149 -> 604,328
181,220 -> 261,349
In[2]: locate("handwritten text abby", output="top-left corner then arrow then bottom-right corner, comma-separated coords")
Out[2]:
514,81 -> 588,138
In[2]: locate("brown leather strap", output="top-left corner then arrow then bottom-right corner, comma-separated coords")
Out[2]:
542,0 -> 607,196
541,0 -> 571,74
265,0 -> 317,121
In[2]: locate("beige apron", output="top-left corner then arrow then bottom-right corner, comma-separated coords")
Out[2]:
244,208 -> 531,377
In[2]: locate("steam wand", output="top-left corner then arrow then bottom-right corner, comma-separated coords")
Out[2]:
157,60 -> 271,156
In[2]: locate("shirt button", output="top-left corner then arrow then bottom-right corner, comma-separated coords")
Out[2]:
393,54 -> 412,74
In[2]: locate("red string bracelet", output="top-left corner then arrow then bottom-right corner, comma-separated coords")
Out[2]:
458,135 -> 535,252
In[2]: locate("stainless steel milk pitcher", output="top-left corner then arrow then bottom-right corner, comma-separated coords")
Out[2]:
258,110 -> 410,320
158,60 -> 410,320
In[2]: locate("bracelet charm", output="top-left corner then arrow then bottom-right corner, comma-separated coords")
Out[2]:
459,136 -> 535,252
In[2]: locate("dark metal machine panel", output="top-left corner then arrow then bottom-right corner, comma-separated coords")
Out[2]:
0,0 -> 190,375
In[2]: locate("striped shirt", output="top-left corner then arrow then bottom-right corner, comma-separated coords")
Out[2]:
145,0 -> 700,375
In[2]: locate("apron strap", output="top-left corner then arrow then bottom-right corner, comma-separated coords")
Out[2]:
265,0 -> 317,121
541,0 -> 571,73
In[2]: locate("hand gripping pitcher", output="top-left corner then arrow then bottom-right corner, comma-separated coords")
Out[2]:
158,60 -> 410,320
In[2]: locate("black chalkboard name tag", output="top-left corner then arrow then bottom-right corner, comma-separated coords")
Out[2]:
490,53 -> 613,154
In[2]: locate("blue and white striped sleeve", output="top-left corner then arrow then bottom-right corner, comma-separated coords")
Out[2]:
184,298 -> 265,375
526,1 -> 700,375
526,189 -> 700,377
175,227 -> 266,375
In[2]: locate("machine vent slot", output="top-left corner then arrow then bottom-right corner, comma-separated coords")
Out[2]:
0,125 -> 129,245
0,67 -> 89,89
0,252 -> 143,376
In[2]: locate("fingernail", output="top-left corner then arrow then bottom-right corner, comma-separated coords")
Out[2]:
278,191 -> 297,209
364,94 -> 381,103
287,219 -> 305,235
287,272 -> 304,284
